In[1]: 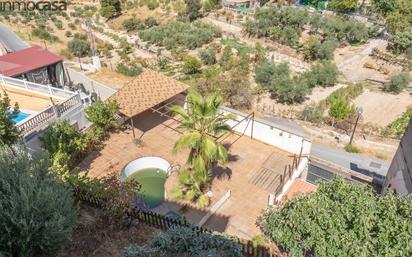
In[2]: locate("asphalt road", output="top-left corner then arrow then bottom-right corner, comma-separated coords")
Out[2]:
311,143 -> 391,180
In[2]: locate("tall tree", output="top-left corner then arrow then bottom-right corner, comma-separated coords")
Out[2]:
0,93 -> 20,147
257,177 -> 412,257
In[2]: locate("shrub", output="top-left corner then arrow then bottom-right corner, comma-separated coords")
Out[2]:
122,17 -> 142,32
0,93 -> 20,147
328,95 -> 355,120
68,37 -> 91,57
200,47 -> 217,65
344,144 -> 361,153
258,177 -> 412,257
40,121 -> 89,172
85,100 -> 119,131
384,72 -> 411,93
383,107 -> 412,138
116,63 -> 143,77
302,60 -> 339,88
301,103 -> 324,122
182,55 -> 202,74
0,146 -> 76,257
65,30 -> 72,37
124,226 -> 242,257
139,21 -> 221,50
392,30 -> 412,57
100,0 -> 121,19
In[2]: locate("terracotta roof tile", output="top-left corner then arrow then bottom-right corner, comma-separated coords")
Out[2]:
285,179 -> 317,200
108,69 -> 188,117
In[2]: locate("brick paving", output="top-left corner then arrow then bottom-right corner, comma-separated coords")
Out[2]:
79,110 -> 293,239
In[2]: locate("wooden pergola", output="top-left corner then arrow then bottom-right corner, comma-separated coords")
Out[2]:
108,69 -> 189,138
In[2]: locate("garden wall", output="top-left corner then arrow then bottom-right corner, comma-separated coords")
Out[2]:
220,106 -> 312,155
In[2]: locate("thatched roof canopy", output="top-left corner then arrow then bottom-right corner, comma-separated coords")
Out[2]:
108,69 -> 188,117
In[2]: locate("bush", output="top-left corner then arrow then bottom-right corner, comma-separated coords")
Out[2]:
85,100 -> 119,131
116,63 -> 143,77
328,95 -> 355,120
384,72 -> 411,93
139,21 -> 221,50
0,146 -> 76,257
40,121 -> 89,172
258,177 -> 412,257
344,144 -> 361,153
200,47 -> 217,65
124,226 -> 242,257
65,30 -> 72,37
383,107 -> 412,138
122,17 -> 142,32
301,103 -> 324,122
68,37 -> 91,57
182,55 -> 202,74
304,38 -> 338,61
302,60 -> 339,88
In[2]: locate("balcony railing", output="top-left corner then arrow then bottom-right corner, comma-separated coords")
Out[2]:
17,93 -> 83,137
0,74 -> 75,99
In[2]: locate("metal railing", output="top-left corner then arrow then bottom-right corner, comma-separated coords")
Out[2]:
17,93 -> 83,137
0,74 -> 75,99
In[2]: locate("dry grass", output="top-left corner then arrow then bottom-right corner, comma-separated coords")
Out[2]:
88,68 -> 135,89
59,204 -> 156,257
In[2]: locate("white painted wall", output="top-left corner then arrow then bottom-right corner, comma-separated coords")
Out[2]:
220,106 -> 312,155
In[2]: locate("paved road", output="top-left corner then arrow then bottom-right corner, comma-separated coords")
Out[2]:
311,143 -> 391,182
66,67 -> 116,100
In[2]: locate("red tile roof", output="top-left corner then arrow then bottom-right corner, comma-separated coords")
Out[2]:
284,179 -> 317,200
0,45 -> 62,77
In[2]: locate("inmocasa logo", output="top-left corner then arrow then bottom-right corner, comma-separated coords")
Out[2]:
0,0 -> 67,11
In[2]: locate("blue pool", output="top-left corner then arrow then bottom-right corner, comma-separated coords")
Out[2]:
12,112 -> 29,123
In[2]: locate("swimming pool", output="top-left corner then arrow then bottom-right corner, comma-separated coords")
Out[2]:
121,157 -> 171,209
11,112 -> 30,123
127,168 -> 168,208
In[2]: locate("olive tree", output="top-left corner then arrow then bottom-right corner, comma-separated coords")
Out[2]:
257,177 -> 412,257
0,146 -> 76,257
0,93 -> 20,147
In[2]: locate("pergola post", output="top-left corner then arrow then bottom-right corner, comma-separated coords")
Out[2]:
130,117 -> 136,139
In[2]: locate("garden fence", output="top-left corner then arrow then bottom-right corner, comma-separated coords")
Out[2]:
73,187 -> 284,257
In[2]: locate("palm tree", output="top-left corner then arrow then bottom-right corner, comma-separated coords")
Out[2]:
169,90 -> 234,175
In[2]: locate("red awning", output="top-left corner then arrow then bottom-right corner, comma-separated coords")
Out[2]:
0,45 -> 62,77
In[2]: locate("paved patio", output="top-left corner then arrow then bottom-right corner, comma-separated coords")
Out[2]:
79,110 -> 293,239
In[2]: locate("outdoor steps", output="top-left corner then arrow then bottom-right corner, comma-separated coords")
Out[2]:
249,167 -> 282,195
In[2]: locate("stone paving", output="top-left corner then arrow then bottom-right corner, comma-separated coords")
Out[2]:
79,110 -> 293,239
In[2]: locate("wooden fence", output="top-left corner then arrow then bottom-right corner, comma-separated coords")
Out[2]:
73,188 -> 284,257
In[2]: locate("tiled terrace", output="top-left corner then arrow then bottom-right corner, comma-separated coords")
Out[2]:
79,110 -> 293,239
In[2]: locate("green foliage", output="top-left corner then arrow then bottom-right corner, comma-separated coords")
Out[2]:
200,47 -> 217,65
100,0 -> 122,19
122,17 -> 159,32
383,107 -> 412,138
302,60 -> 339,88
384,72 -> 411,93
85,100 -> 119,131
344,143 -> 361,153
116,63 -> 144,77
0,93 -> 20,147
31,27 -> 58,42
183,0 -> 202,21
328,0 -> 358,13
392,30 -> 412,57
322,83 -> 364,108
40,121 -> 89,172
139,21 -> 221,50
257,177 -> 412,257
68,36 -> 91,57
124,226 -> 242,257
301,103 -> 324,122
170,90 -> 233,174
304,37 -> 338,61
328,95 -> 355,120
0,146 -> 76,257
182,55 -> 202,74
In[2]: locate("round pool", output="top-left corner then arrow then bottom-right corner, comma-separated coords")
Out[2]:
120,157 -> 170,209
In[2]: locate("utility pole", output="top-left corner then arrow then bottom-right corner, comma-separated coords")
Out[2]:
349,107 -> 363,145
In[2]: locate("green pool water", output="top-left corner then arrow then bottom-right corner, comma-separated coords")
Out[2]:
126,168 -> 167,208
